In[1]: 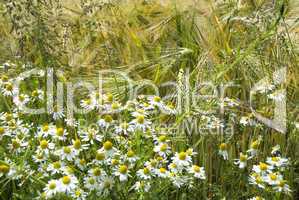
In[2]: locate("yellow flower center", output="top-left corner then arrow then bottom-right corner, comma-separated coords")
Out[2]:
127,150 -> 135,157
111,159 -> 119,165
193,165 -> 201,173
56,128 -> 64,136
53,161 -> 61,169
278,180 -> 286,187
63,147 -> 71,154
160,143 -> 168,152
49,182 -> 56,190
106,93 -> 113,102
42,124 -> 49,132
143,167 -> 150,174
178,152 -> 187,160
1,75 -> 8,82
79,159 -> 86,165
259,163 -> 268,171
62,176 -> 71,185
88,178 -> 95,184
119,165 -> 128,174
0,127 -> 4,135
271,157 -> 279,162
121,122 -> 129,129
136,115 -> 145,124
153,96 -> 161,102
5,83 -> 13,91
85,99 -> 91,105
240,154 -> 247,162
93,168 -> 101,176
0,164 -> 10,173
251,141 -> 259,149
40,140 -> 48,149
158,135 -> 167,142
219,143 -> 227,150
104,115 -> 113,123
5,114 -> 13,121
73,139 -> 81,149
159,167 -> 166,173
96,152 -> 105,160
103,141 -> 113,150
31,90 -> 38,97
111,103 -> 119,109
12,139 -> 20,149
270,173 -> 277,181
104,181 -> 111,188
19,95 -> 25,101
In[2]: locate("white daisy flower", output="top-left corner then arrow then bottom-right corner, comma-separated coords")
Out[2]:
273,180 -> 291,194
114,122 -> 134,135
153,143 -> 171,158
252,162 -> 273,174
44,180 -> 60,198
84,176 -> 99,191
249,173 -> 265,189
51,127 -> 68,141
188,165 -> 206,180
247,139 -> 261,158
114,165 -> 130,182
1,82 -> 18,96
52,106 -> 64,120
129,114 -> 151,132
58,175 -> 78,193
71,188 -> 88,200
154,167 -> 169,178
169,174 -> 189,188
137,167 -> 152,180
47,161 -> 65,175
234,153 -> 248,169
98,176 -> 114,196
30,89 -> 44,101
172,152 -> 192,168
132,181 -> 151,192
266,156 -> 289,168
218,143 -> 228,160
80,98 -> 96,111
79,127 -> 102,144
13,94 -> 29,108
263,172 -> 283,185
56,146 -> 77,161
148,96 -> 164,107
38,139 -> 55,155
98,115 -> 114,129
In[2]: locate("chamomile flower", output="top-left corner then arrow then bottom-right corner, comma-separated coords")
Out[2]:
249,173 -> 265,189
56,146 -> 77,161
0,164 -> 10,177
58,175 -> 78,193
247,139 -> 261,157
125,150 -> 139,163
13,94 -> 29,108
170,174 -> 189,188
188,165 -> 206,180
38,139 -> 55,155
114,165 -> 130,182
72,139 -> 88,154
155,167 -> 169,178
88,167 -> 105,181
44,180 -> 60,198
80,98 -> 96,111
266,156 -> 289,168
52,127 -> 68,141
1,82 -> 18,96
30,89 -> 44,101
37,123 -> 55,137
218,143 -> 228,160
273,180 -> 291,194
130,114 -> 151,131
52,106 -> 64,120
148,96 -> 163,107
137,167 -> 152,180
234,153 -> 248,169
132,181 -> 151,192
79,127 -> 102,144
172,152 -> 192,168
84,176 -> 99,190
98,115 -> 114,129
154,143 -> 171,158
263,172 -> 283,185
99,140 -> 117,158
47,161 -> 65,175
115,122 -> 134,135
98,176 -> 114,196
71,188 -> 87,200
75,158 -> 87,170
252,162 -> 273,174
